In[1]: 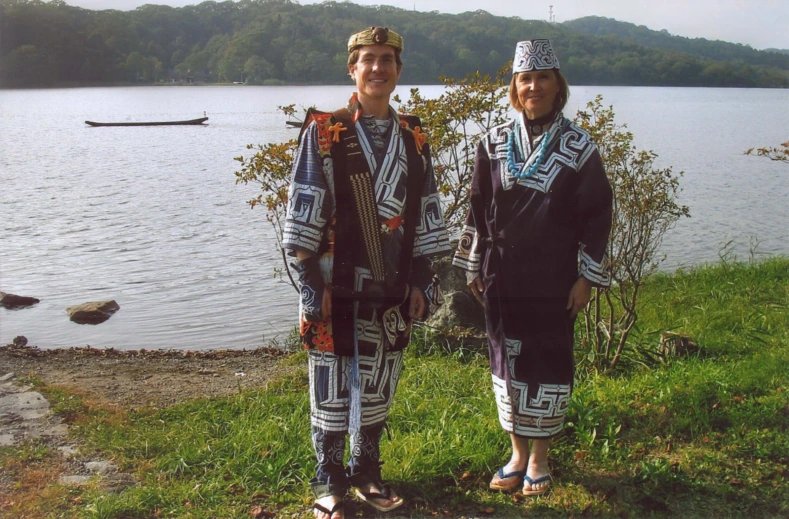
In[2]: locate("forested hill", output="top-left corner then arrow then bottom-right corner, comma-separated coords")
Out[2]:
563,16 -> 789,68
2,0 -> 788,88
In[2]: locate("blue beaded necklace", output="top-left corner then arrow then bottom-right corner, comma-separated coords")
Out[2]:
507,125 -> 551,180
507,111 -> 564,180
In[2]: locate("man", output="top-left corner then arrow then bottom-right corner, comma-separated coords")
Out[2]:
282,27 -> 450,519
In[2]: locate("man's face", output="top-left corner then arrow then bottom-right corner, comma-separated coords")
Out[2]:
348,45 -> 401,103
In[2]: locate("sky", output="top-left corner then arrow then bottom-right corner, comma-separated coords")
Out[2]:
63,0 -> 789,50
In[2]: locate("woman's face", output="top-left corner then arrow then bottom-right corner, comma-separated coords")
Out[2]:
516,70 -> 559,120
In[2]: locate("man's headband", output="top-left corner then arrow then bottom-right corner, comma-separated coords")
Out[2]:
347,27 -> 404,53
513,39 -> 560,73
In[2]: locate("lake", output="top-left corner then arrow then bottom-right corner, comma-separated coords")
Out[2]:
1,85 -> 787,351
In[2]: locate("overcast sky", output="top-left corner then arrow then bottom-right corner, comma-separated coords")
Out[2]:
63,0 -> 789,50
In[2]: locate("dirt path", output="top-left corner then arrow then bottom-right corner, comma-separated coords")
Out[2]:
0,341 -> 292,409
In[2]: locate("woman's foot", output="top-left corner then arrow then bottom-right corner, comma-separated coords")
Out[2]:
522,439 -> 551,496
313,494 -> 344,519
491,433 -> 530,491
489,463 -> 526,492
354,481 -> 403,512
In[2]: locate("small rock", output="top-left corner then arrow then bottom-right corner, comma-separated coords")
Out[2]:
0,373 -> 15,383
66,300 -> 120,325
42,423 -> 70,437
85,461 -> 117,475
0,392 -> 50,420
0,292 -> 40,309
59,475 -> 92,486
58,445 -> 79,457
659,332 -> 700,357
13,336 -> 28,347
102,473 -> 136,494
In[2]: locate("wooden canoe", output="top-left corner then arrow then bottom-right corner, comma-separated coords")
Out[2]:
85,117 -> 208,127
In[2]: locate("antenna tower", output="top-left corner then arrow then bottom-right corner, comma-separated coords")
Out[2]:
549,5 -> 556,23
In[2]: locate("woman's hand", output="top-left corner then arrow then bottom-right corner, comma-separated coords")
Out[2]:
469,276 -> 485,306
566,276 -> 592,318
408,287 -> 427,320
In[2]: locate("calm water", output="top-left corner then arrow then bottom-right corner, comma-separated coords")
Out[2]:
1,85 -> 787,350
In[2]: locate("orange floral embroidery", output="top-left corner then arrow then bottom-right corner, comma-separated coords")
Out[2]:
400,120 -> 427,155
381,215 -> 404,235
412,126 -> 427,154
310,113 -> 335,156
328,122 -> 347,142
311,320 -> 334,351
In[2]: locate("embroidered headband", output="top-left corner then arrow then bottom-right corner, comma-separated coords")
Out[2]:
347,27 -> 404,53
513,39 -> 560,73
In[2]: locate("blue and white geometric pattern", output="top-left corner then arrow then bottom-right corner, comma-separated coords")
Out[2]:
505,337 -> 522,378
308,348 -> 404,434
451,224 -> 482,276
579,243 -> 611,287
513,39 -> 560,73
283,110 -> 451,261
492,374 -> 571,438
489,114 -> 596,194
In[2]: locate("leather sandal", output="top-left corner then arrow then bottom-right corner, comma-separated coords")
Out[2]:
313,500 -> 344,519
348,463 -> 404,512
310,476 -> 348,518
352,483 -> 404,512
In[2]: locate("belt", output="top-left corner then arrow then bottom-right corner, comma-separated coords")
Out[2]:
332,282 -> 409,310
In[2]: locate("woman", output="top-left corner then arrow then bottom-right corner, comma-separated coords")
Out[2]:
452,39 -> 612,496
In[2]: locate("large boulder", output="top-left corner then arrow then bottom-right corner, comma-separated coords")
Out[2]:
427,255 -> 486,332
0,292 -> 40,309
66,300 -> 120,325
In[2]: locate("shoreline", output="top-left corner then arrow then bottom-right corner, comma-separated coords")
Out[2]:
0,341 -> 294,410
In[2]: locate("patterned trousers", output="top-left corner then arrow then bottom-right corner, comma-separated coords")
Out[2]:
308,348 -> 404,485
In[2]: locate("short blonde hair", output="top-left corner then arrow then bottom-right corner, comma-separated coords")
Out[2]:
508,69 -> 570,114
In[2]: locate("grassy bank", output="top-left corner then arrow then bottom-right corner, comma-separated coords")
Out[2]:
3,258 -> 788,518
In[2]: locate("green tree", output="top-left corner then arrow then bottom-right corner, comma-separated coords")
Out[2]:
124,51 -> 161,82
0,44 -> 53,86
243,56 -> 276,84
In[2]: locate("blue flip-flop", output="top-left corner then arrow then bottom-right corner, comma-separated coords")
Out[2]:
522,474 -> 552,496
490,467 -> 526,491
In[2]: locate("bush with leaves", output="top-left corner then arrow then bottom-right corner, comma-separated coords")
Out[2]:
393,68 -> 511,230
234,107 -> 298,289
745,141 -> 789,164
575,95 -> 690,372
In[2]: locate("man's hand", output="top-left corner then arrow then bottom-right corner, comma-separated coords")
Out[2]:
469,276 -> 484,306
408,287 -> 427,320
566,276 -> 592,318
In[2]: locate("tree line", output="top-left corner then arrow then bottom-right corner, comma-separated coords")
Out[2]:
2,0 -> 788,88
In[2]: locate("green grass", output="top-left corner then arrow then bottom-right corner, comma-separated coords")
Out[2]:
18,258 -> 789,518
